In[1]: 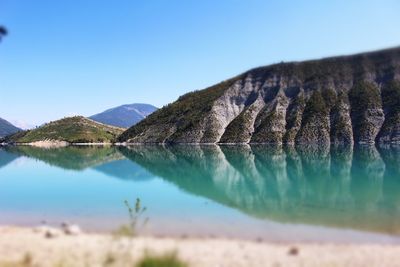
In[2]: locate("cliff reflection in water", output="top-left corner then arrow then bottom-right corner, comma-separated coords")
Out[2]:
2,144 -> 400,235
121,145 -> 400,235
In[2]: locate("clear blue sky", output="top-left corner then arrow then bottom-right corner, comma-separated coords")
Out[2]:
1,0 -> 399,128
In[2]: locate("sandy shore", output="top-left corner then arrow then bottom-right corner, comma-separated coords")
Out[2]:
0,227 -> 399,267
27,140 -> 69,148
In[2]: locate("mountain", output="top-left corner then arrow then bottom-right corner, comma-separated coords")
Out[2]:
118,47 -> 400,145
2,116 -> 124,144
0,117 -> 21,138
90,103 -> 158,128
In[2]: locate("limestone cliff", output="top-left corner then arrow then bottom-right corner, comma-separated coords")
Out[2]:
119,47 -> 400,144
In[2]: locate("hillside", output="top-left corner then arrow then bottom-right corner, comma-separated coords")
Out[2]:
0,117 -> 21,138
2,116 -> 124,144
119,47 -> 400,144
90,103 -> 157,128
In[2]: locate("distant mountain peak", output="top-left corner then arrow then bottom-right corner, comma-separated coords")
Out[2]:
90,103 -> 158,128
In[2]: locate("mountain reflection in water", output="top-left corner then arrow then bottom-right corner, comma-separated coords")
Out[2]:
1,144 -> 400,237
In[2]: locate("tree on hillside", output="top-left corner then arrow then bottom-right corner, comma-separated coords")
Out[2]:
0,26 -> 7,42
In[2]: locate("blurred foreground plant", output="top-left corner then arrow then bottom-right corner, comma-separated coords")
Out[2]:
114,198 -> 149,237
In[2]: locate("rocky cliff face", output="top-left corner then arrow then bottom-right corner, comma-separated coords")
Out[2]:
119,47 -> 400,144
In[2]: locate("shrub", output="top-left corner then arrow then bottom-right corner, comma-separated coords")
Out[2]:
135,252 -> 188,267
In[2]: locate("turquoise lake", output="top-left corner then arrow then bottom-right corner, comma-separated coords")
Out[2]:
0,144 -> 400,243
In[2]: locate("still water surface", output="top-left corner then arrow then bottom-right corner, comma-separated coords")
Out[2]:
0,145 -> 399,243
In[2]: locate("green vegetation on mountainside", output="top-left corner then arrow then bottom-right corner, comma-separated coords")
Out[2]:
3,116 -> 124,143
348,81 -> 383,142
118,76 -> 242,142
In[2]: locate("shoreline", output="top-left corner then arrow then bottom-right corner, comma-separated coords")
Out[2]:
0,226 -> 399,267
2,141 -> 400,147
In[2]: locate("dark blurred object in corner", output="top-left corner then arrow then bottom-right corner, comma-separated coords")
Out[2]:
0,26 -> 8,42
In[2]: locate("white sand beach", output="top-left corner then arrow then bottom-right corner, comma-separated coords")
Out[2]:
0,226 -> 399,267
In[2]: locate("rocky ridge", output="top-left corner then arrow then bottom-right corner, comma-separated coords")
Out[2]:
119,47 -> 400,144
